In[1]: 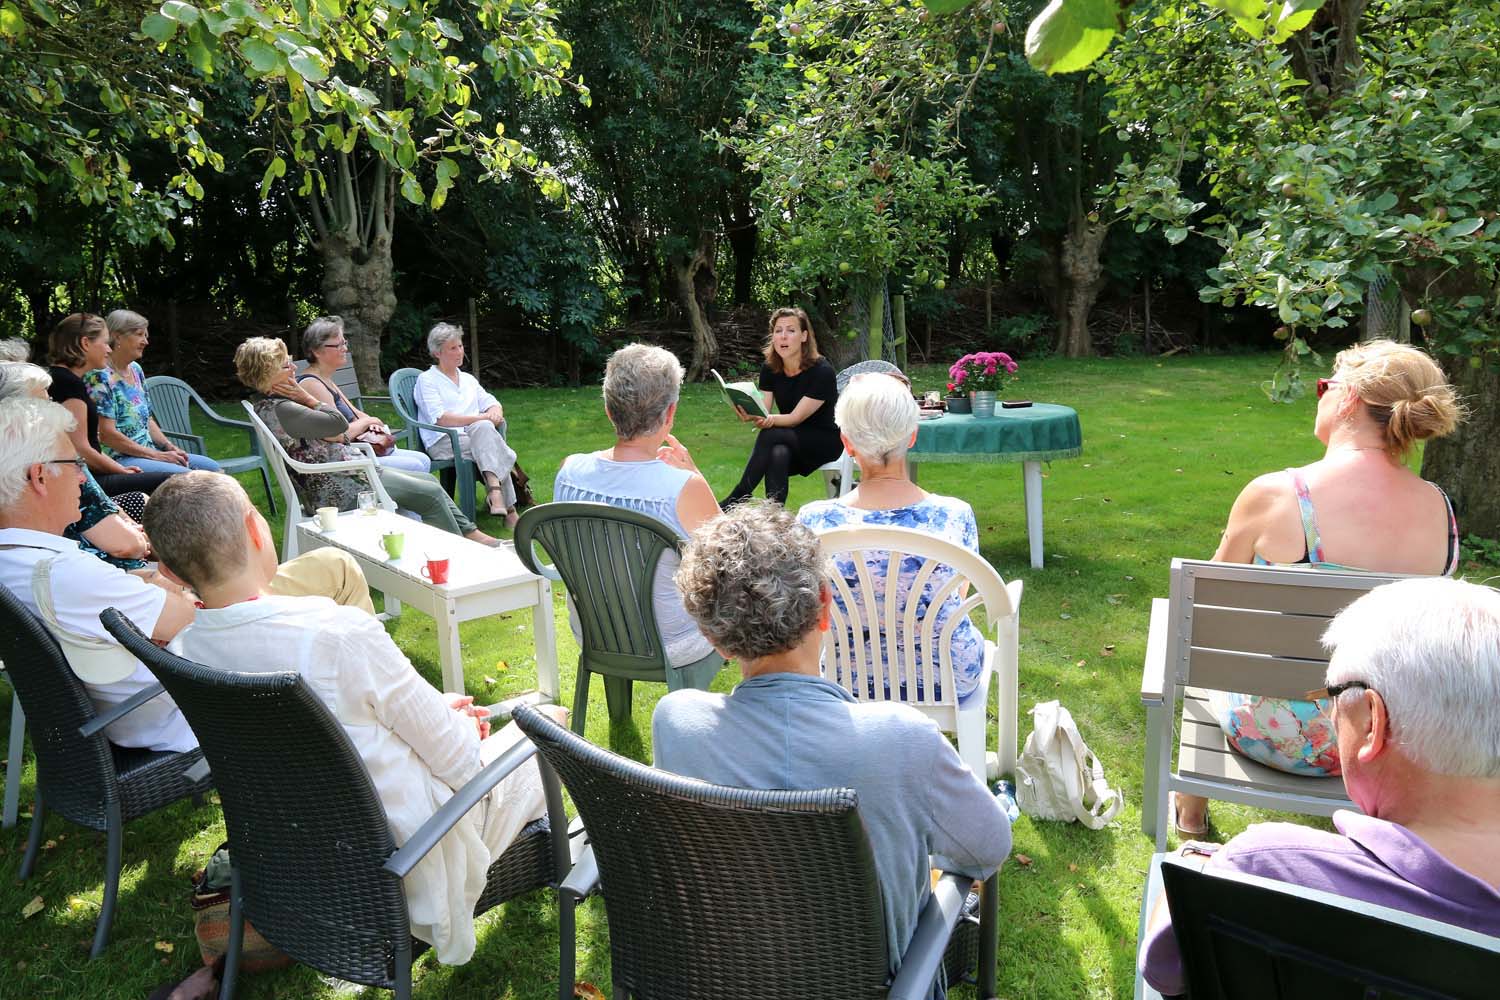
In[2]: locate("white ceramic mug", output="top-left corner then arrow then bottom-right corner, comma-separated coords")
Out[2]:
316,506 -> 338,531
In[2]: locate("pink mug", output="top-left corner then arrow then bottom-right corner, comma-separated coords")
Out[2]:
421,558 -> 451,585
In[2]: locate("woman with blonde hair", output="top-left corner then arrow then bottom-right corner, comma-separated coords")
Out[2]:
1173,338 -> 1465,838
234,337 -> 503,546
721,307 -> 842,507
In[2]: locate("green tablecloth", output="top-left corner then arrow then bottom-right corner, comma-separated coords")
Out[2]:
911,403 -> 1083,464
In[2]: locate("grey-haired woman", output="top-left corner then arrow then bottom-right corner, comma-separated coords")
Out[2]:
413,323 -> 520,528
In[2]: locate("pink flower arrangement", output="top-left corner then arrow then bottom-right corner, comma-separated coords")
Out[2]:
948,351 -> 1019,394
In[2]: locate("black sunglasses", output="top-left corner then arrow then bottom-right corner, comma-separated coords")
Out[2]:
1304,679 -> 1370,701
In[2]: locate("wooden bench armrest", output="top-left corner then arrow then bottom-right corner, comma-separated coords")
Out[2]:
1141,597 -> 1171,706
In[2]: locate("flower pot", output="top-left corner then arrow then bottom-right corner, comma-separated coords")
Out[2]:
945,394 -> 971,415
972,390 -> 998,418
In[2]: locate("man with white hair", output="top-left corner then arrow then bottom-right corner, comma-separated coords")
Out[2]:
0,397 -> 375,752
1139,576 -> 1500,996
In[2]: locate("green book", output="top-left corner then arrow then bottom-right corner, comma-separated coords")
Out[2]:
711,368 -> 768,419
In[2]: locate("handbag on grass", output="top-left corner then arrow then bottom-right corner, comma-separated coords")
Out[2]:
510,460 -> 535,509
191,844 -> 292,972
1015,700 -> 1124,830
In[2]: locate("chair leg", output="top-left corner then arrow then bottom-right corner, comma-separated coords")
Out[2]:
258,465 -> 277,516
557,886 -> 577,1000
91,803 -> 123,957
19,790 -> 44,878
393,937 -> 413,1000
978,873 -> 999,999
219,867 -> 245,1000
602,676 -> 633,724
1141,701 -> 1164,842
457,461 -> 477,523
3,694 -> 23,829
571,668 -> 591,736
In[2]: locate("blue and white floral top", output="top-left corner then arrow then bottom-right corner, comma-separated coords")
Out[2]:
797,494 -> 984,705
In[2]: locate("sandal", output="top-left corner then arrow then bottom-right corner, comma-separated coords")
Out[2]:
1169,792 -> 1211,840
485,485 -> 506,517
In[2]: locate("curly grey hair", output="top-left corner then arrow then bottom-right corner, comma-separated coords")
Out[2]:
603,344 -> 682,441
427,322 -> 465,358
302,315 -> 345,360
0,338 -> 32,363
0,362 -> 52,400
675,501 -> 828,662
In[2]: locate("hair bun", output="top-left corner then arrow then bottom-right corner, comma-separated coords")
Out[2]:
1388,390 -> 1460,448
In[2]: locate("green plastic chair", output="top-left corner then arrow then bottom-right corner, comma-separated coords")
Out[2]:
143,375 -> 277,514
513,502 -> 724,740
386,367 -> 485,523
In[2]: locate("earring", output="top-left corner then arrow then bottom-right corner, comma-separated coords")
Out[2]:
818,611 -> 831,633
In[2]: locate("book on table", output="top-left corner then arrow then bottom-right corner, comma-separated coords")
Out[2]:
711,369 -> 769,419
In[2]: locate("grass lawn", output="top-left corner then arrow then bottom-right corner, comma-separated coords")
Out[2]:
1,351 -> 1485,999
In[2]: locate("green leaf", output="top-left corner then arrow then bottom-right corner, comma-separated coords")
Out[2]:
25,0 -> 57,27
140,12 -> 176,43
433,17 -> 461,40
286,45 -> 328,82
314,0 -> 342,16
1025,0 -> 1120,75
0,3 -> 25,38
160,1 -> 200,26
258,155 -> 285,200
1165,226 -> 1188,245
239,37 -> 280,74
1203,0 -> 1267,17
1442,217 -> 1484,238
919,0 -> 978,13
187,35 -> 214,75
1271,0 -> 1324,42
399,173 -> 424,205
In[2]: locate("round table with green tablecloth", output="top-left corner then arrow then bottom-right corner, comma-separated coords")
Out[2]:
909,403 -> 1083,568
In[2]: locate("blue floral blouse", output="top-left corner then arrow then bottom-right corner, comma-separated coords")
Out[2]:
797,494 -> 984,705
84,362 -> 154,455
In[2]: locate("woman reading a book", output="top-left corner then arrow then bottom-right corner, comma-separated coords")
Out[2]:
721,307 -> 841,508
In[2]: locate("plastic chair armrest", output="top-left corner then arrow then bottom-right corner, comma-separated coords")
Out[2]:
193,404 -> 252,430
887,872 -> 970,1000
383,738 -> 539,878
79,682 -> 169,739
1141,597 -> 1171,707
161,430 -> 206,454
559,842 -> 600,902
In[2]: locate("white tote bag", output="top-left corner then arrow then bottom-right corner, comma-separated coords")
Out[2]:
1015,700 -> 1123,829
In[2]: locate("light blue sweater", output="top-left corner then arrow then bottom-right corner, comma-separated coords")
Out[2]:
652,672 -> 1012,986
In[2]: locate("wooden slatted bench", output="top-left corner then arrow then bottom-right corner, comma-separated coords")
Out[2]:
1140,558 -> 1409,850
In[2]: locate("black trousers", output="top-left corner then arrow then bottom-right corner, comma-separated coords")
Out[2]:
722,426 -> 839,508
95,469 -> 174,499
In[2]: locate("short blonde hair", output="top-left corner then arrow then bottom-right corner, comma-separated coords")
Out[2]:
675,502 -> 827,661
234,337 -> 291,394
1333,340 -> 1462,455
835,373 -> 918,464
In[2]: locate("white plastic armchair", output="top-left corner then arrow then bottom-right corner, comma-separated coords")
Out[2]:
240,401 -> 396,561
815,524 -> 1023,780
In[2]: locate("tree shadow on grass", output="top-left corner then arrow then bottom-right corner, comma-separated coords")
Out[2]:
1027,817 -> 1139,999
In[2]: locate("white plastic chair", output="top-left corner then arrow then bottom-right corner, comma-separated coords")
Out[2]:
815,524 -> 1023,780
241,401 -> 396,561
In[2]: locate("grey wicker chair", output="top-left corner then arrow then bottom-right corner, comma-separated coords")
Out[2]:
513,502 -> 724,741
512,704 -> 999,1000
0,583 -> 212,958
101,608 -> 578,1000
1139,853 -> 1500,999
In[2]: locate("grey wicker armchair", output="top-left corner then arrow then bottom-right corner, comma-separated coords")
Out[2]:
512,704 -> 999,1000
0,583 -> 212,958
101,607 -> 578,1000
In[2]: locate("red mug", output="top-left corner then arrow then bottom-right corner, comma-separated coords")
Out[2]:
421,558 -> 451,585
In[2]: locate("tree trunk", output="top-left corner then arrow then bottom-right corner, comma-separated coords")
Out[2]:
1053,221 -> 1109,358
1422,357 -> 1500,538
673,233 -> 718,380
725,191 -> 757,306
320,227 -> 397,394
24,286 -> 49,342
866,281 -> 885,361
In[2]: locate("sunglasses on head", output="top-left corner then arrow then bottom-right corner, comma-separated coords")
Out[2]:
1315,377 -> 1340,399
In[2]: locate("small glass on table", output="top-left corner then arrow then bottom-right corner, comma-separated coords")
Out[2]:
357,490 -> 379,516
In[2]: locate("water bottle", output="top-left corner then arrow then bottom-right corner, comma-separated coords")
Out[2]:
994,778 -> 1020,822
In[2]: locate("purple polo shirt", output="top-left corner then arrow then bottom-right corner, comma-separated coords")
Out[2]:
1141,811 -> 1500,996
